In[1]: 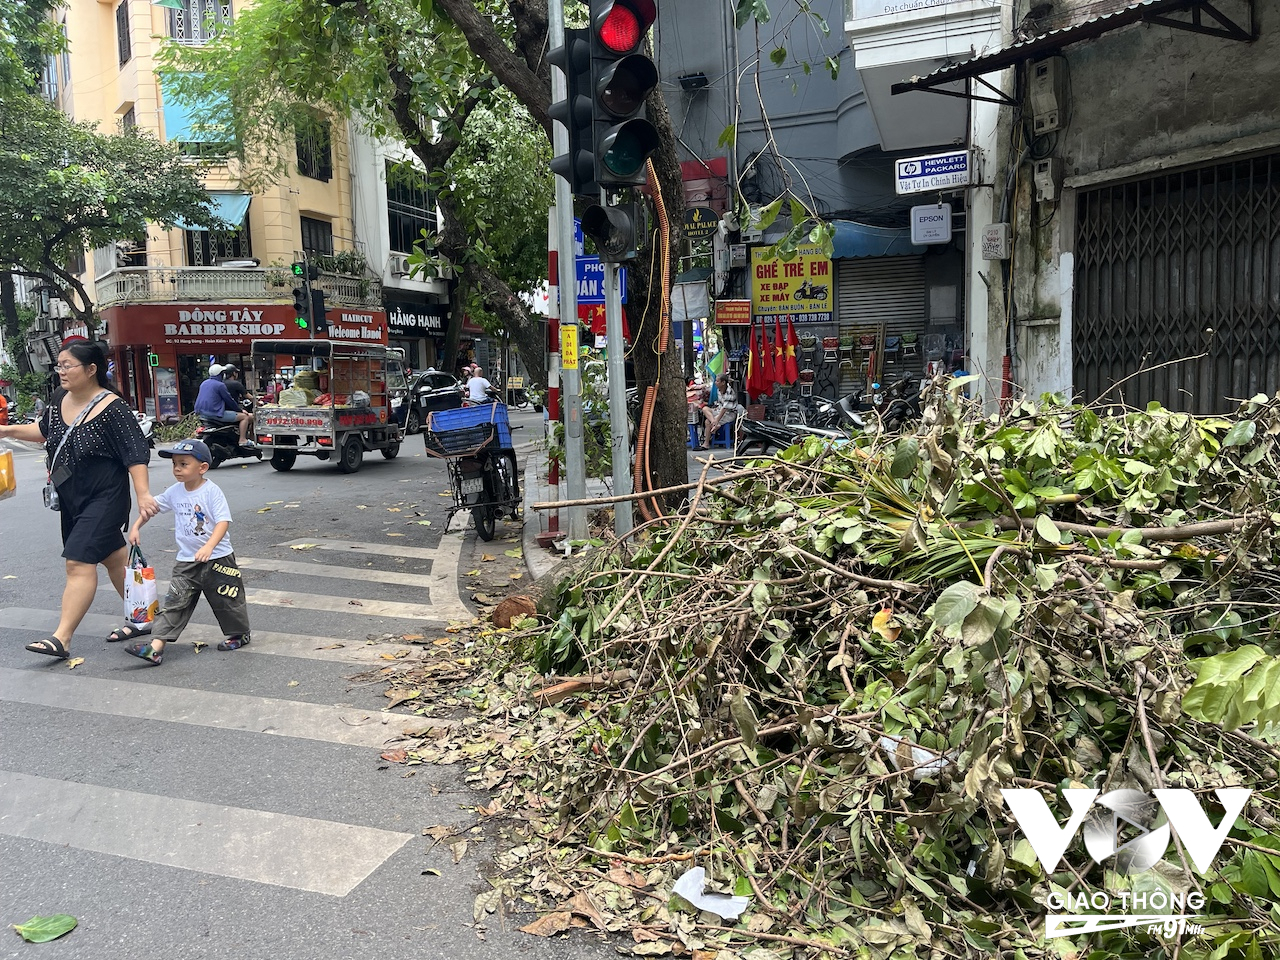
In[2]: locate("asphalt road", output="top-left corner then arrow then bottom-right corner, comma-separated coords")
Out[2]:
0,406 -> 616,960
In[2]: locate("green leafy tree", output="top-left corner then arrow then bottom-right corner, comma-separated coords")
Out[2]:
0,95 -> 217,332
162,0 -> 696,502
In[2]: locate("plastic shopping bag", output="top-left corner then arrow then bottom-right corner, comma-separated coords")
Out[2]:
0,450 -> 14,501
125,545 -> 159,628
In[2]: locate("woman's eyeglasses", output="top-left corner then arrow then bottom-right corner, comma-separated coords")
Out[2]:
54,362 -> 84,372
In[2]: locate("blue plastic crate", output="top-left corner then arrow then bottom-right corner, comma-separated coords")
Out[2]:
426,402 -> 512,448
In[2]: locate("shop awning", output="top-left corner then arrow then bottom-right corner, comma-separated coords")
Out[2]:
831,220 -> 923,259
891,0 -> 1255,103
177,192 -> 251,232
160,75 -> 230,143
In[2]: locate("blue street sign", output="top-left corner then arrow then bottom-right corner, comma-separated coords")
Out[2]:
575,255 -> 627,305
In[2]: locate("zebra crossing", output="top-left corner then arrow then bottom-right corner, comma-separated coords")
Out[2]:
0,526 -> 482,930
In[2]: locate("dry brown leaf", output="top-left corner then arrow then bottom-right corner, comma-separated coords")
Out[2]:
481,554 -> 496,562
384,689 -> 421,708
450,839 -> 469,863
402,634 -> 424,641
422,824 -> 459,843
66,657 -> 85,669
632,928 -> 665,943
607,863 -> 649,889
566,891 -> 607,930
518,912 -> 572,937
380,748 -> 408,763
317,643 -> 345,650
477,800 -> 503,817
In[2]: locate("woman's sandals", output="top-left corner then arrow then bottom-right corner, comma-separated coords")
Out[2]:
25,637 -> 69,659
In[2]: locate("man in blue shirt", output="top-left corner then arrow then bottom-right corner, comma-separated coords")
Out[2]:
195,364 -> 253,446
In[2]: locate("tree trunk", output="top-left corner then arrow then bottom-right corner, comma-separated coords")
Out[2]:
0,271 -> 33,375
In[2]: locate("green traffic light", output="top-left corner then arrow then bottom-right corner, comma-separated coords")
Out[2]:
295,317 -> 309,329
291,262 -> 306,276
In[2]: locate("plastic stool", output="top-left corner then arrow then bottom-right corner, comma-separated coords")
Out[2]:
688,423 -> 700,448
709,423 -> 733,449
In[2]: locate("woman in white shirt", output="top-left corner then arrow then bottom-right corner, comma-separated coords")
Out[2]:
699,375 -> 739,447
466,369 -> 494,403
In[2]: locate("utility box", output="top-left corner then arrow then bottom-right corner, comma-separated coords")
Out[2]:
981,223 -> 1011,260
1033,158 -> 1062,202
1029,58 -> 1067,134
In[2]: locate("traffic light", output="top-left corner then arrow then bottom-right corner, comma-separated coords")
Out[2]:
548,28 -> 596,196
310,289 -> 329,335
581,196 -> 639,263
292,286 -> 309,330
290,261 -> 306,277
589,0 -> 660,186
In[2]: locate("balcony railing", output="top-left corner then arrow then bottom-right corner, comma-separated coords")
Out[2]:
95,267 -> 383,310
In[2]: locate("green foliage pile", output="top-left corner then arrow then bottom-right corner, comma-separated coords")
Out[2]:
499,386 -> 1280,959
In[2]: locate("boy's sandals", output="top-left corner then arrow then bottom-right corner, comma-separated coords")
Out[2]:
107,623 -> 151,643
124,639 -> 165,665
217,634 -> 250,651
25,636 -> 69,659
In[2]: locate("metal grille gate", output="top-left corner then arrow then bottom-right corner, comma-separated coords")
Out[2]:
1073,153 -> 1280,413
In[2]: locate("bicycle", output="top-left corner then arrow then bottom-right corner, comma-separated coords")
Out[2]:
422,402 -> 521,541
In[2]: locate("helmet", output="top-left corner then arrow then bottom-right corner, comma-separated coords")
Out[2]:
222,363 -> 238,373
208,364 -> 225,377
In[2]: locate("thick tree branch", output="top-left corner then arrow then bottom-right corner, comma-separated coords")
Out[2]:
432,0 -> 551,133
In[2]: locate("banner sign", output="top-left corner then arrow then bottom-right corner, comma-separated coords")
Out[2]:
750,245 -> 833,323
714,299 -> 752,325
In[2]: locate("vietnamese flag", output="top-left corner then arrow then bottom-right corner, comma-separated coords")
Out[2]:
761,324 -> 777,396
748,321 -> 766,397
785,318 -> 800,383
774,317 -> 787,384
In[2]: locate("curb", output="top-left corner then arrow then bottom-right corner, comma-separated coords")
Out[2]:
522,451 -> 566,583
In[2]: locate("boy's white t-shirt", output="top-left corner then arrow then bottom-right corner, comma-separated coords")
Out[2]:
155,479 -> 234,561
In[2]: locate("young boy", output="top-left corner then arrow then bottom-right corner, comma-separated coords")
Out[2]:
123,438 -> 250,666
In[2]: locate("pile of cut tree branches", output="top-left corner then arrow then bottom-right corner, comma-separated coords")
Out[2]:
403,384 -> 1280,960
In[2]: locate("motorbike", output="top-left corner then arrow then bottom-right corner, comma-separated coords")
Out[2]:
872,376 -> 923,432
195,399 -> 262,469
735,416 -> 848,457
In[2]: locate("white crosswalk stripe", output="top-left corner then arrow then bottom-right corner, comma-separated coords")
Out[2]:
0,525 -> 478,899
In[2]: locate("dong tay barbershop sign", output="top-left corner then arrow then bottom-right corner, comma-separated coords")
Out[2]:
165,307 -> 287,343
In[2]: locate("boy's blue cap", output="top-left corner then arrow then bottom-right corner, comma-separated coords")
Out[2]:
160,439 -> 212,464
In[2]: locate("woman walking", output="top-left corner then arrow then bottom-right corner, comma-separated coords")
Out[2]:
0,340 -> 157,659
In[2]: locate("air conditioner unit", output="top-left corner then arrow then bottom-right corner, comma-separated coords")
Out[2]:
389,254 -> 412,277
435,263 -> 454,282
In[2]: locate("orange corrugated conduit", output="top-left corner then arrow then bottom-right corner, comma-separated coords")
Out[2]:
634,157 -> 671,521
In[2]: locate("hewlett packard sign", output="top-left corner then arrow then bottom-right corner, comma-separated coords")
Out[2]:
895,150 -> 973,195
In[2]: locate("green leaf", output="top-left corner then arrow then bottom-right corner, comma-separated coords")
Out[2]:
754,196 -> 784,232
12,915 -> 77,943
930,581 -> 982,627
717,124 -> 738,149
891,437 -> 919,479
1034,514 -> 1061,544
1222,419 -> 1257,447
735,0 -> 772,28
1240,851 -> 1270,898
769,47 -> 787,66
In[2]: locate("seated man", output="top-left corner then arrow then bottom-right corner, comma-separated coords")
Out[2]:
194,364 -> 253,446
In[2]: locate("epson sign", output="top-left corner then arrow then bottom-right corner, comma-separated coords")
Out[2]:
910,203 -> 952,245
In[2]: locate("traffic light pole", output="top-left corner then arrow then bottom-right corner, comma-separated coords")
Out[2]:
549,0 -> 588,542
304,253 -> 315,340
603,256 -> 632,536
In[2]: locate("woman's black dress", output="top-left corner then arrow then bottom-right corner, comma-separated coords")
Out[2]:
40,393 -> 150,564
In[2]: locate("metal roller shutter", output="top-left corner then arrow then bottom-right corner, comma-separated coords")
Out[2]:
834,257 -> 927,395
1074,154 -> 1280,414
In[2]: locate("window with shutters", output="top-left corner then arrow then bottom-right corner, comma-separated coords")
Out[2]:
121,106 -> 136,131
300,216 -> 334,257
117,3 -> 131,65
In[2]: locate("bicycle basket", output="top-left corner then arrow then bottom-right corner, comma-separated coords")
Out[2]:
424,423 -> 496,457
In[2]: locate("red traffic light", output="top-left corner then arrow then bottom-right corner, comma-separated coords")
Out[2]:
594,0 -> 656,55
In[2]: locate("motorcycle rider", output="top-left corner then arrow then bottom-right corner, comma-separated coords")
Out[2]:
465,367 -> 494,404
222,364 -> 252,410
195,364 -> 254,447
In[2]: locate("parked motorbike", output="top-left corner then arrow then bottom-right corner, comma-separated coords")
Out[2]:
735,416 -> 848,457
872,376 -> 923,432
